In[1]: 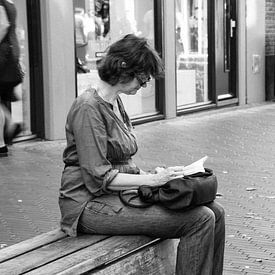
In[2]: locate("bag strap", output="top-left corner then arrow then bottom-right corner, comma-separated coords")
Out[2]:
119,190 -> 153,208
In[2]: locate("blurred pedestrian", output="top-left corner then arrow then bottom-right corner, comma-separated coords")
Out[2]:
0,0 -> 23,157
74,7 -> 87,64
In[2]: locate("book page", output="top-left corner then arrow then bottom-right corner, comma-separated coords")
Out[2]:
172,156 -> 208,177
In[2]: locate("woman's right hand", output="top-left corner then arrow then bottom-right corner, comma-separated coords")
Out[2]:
152,167 -> 184,186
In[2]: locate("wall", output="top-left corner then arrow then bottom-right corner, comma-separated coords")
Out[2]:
245,0 -> 265,103
40,0 -> 76,140
237,0 -> 246,105
163,0 -> 177,118
265,0 -> 275,56
265,0 -> 275,100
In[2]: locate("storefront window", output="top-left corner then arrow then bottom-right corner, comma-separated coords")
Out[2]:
73,0 -> 157,118
176,0 -> 209,107
11,0 -> 31,137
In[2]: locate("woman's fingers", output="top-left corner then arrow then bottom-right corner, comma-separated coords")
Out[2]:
155,166 -> 185,174
155,167 -> 185,176
168,166 -> 185,172
171,170 -> 184,176
155,167 -> 165,173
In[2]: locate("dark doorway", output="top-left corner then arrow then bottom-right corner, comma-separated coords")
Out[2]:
215,0 -> 237,101
26,0 -> 45,138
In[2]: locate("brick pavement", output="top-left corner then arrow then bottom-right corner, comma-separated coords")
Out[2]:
1,103 -> 275,274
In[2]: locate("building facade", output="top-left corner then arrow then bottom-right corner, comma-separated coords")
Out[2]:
13,0 -> 266,140
266,0 -> 275,101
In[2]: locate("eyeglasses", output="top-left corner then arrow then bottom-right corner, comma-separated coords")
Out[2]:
136,74 -> 151,87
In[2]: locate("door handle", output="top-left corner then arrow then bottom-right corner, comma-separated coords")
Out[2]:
230,19 -> 236,37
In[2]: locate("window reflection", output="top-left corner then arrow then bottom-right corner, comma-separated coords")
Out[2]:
74,0 -> 157,118
176,0 -> 209,107
11,0 -> 31,137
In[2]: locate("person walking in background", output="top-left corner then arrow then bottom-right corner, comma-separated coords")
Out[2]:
59,34 -> 225,274
74,7 -> 87,64
0,0 -> 23,157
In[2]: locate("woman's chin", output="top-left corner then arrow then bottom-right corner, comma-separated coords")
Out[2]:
128,90 -> 138,95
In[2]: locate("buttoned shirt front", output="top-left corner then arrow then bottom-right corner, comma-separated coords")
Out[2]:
59,89 -> 139,236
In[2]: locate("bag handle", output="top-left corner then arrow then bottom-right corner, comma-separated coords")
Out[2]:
119,190 -> 154,208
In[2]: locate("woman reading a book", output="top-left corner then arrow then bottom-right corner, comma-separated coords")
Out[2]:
59,34 -> 225,275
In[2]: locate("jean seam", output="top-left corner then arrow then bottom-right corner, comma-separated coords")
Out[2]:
174,210 -> 213,237
78,221 -> 96,234
85,204 -> 119,216
195,223 -> 200,274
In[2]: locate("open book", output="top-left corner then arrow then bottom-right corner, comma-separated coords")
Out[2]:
173,156 -> 208,177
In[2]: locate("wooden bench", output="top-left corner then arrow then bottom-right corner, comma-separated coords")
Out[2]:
0,229 -> 178,274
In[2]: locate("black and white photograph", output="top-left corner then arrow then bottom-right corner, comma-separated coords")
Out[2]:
0,0 -> 274,274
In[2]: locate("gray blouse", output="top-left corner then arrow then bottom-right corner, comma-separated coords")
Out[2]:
59,89 -> 139,236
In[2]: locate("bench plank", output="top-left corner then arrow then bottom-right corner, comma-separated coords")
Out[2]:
94,239 -> 178,275
25,235 -> 155,275
0,229 -> 66,264
0,234 -> 108,275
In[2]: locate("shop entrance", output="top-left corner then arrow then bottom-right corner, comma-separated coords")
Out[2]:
215,0 -> 237,101
175,0 -> 237,111
9,0 -> 44,140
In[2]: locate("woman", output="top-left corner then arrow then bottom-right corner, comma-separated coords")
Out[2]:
59,34 -> 225,275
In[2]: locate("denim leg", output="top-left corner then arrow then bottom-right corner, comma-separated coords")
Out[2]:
175,206 -> 215,275
206,202 -> 225,275
78,195 -> 225,275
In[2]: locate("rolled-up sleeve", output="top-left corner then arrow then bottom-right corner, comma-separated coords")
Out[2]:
71,103 -> 118,196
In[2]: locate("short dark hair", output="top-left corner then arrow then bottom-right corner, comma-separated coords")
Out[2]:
97,34 -> 164,85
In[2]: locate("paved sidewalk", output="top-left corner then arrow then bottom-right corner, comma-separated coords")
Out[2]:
1,103 -> 275,274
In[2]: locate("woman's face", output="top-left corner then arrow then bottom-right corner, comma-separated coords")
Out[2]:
119,74 -> 151,96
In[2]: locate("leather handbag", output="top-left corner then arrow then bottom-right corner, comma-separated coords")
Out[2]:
119,168 -> 218,210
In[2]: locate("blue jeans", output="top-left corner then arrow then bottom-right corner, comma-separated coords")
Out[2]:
78,194 -> 225,275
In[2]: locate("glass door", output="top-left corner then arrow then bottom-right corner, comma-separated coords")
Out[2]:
176,0 -> 209,108
176,0 -> 237,108
11,0 -> 31,137
73,0 -> 161,118
216,0 -> 237,100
